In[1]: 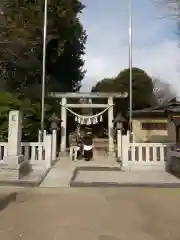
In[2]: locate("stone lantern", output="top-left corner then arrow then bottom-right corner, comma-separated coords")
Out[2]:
113,112 -> 126,131
50,113 -> 60,131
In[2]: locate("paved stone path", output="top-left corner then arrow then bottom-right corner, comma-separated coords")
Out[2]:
73,170 -> 180,186
40,157 -> 121,187
40,158 -> 180,187
1,187 -> 180,239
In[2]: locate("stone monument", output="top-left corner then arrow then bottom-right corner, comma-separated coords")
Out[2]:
2,111 -> 30,179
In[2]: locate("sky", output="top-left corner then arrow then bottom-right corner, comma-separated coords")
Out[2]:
80,0 -> 180,94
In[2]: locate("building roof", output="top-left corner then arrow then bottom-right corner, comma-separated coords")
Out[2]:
131,98 -> 180,117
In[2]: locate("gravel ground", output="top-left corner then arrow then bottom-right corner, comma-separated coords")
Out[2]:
0,187 -> 180,239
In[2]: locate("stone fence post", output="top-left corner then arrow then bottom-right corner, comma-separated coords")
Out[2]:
122,131 -> 130,170
44,134 -> 52,169
3,110 -> 29,179
52,129 -> 57,161
38,129 -> 47,142
166,145 -> 172,172
117,129 -> 122,159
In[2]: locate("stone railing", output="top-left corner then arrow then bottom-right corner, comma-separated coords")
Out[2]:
129,143 -> 169,163
120,133 -> 172,171
0,131 -> 57,170
21,142 -> 45,165
0,111 -> 57,181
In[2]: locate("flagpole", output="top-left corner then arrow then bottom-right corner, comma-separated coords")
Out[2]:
40,0 -> 48,141
129,0 -> 133,142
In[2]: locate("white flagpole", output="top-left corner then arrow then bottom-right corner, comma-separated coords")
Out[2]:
129,0 -> 133,141
40,0 -> 48,141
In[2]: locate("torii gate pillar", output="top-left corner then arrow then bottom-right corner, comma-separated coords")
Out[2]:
61,97 -> 67,152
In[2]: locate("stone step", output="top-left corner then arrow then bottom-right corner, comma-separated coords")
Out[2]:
0,168 -> 49,187
58,158 -> 121,170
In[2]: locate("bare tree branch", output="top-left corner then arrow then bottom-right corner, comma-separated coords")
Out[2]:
153,77 -> 176,104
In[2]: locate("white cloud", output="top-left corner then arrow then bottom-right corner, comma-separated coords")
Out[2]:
80,0 -> 180,95
82,40 -> 180,93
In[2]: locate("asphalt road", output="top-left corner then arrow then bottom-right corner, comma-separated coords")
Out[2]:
0,187 -> 180,239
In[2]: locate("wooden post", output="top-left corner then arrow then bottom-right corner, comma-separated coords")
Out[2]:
61,97 -> 67,152
108,97 -> 114,153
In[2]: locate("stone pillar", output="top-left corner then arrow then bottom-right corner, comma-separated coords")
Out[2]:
108,97 -> 114,153
167,116 -> 176,171
38,129 -> 46,142
52,129 -> 57,161
44,134 -> 52,169
117,129 -> 122,159
8,111 -> 22,157
122,131 -> 130,171
61,97 -> 67,152
3,111 -> 29,179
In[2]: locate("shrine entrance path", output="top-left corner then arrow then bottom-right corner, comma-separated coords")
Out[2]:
40,156 -> 121,188
1,187 -> 180,239
39,157 -> 180,188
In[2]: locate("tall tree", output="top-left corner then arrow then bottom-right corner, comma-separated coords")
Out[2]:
91,68 -> 156,112
46,0 -> 87,92
0,0 -> 86,97
91,78 -> 115,93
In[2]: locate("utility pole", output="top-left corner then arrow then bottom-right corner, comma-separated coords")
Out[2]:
40,0 -> 48,141
129,0 -> 133,142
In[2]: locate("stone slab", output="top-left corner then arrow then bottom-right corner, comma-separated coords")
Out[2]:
71,170 -> 180,187
3,155 -> 24,166
0,168 -> 49,187
40,157 -> 122,188
40,168 -> 73,188
40,157 -> 180,188
0,159 -> 31,179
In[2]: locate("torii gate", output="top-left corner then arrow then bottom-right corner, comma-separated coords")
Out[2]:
50,92 -> 128,154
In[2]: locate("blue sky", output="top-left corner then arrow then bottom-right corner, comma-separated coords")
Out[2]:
80,0 -> 180,93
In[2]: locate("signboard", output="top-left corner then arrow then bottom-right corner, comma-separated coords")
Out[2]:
140,119 -> 167,123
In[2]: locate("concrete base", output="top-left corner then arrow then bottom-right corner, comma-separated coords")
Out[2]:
0,168 -> 50,187
0,155 -> 31,180
3,155 -> 24,165
71,170 -> 180,187
40,158 -> 180,188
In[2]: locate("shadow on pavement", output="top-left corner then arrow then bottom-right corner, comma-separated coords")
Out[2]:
0,192 -> 18,212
